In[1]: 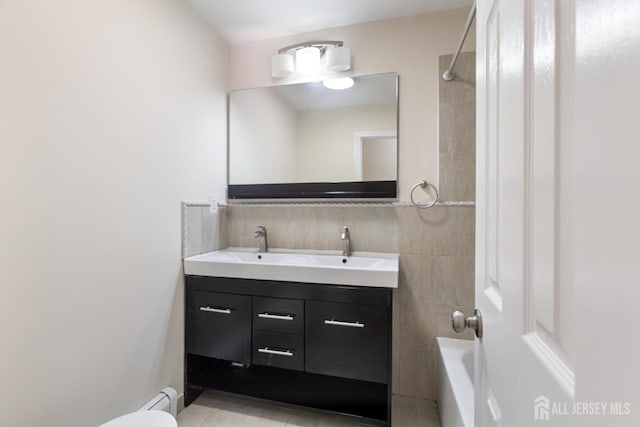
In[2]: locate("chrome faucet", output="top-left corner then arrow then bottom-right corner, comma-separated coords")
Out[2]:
254,226 -> 268,252
340,226 -> 351,257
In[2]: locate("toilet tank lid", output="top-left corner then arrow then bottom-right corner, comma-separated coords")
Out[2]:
99,410 -> 177,427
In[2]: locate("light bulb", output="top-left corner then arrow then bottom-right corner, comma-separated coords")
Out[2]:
296,47 -> 321,73
322,77 -> 355,90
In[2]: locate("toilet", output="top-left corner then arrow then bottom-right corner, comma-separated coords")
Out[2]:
99,410 -> 177,427
99,387 -> 178,426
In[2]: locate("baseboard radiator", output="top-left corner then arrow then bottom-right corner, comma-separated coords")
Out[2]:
138,387 -> 178,417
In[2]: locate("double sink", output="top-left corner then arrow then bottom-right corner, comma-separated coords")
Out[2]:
183,248 -> 399,288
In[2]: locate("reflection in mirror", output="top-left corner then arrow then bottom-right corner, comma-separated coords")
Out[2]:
228,73 -> 397,199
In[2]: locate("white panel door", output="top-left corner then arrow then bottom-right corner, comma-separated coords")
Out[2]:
475,0 -> 640,426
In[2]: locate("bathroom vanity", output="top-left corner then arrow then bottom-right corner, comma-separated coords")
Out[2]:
183,249 -> 398,424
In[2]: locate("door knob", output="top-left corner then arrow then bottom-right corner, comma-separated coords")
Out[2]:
451,309 -> 483,338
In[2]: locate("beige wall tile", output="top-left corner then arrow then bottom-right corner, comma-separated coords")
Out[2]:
227,206 -> 357,251
452,102 -> 476,154
303,206 -> 355,251
400,255 -> 455,306
226,205 -> 251,247
351,207 -> 399,253
451,207 -> 475,257
391,394 -> 418,427
438,51 -> 475,208
417,399 -> 442,427
201,207 -> 222,253
218,208 -> 228,249
397,256 -> 440,350
396,349 -> 437,400
452,151 -> 476,202
396,207 -> 453,256
438,153 -> 454,201
438,54 -> 454,105
439,135 -> 454,160
398,293 -> 437,352
392,344 -> 401,395
391,395 -> 441,427
452,52 -> 476,105
184,205 -> 202,257
452,256 -> 475,308
439,104 -> 454,154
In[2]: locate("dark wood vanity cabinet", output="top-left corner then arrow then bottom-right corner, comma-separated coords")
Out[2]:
184,275 -> 392,424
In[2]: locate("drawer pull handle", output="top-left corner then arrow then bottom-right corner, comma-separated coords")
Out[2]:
324,319 -> 365,328
199,306 -> 232,314
258,313 -> 294,321
258,347 -> 294,357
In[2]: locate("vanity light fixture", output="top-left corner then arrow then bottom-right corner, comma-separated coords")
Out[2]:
322,77 -> 355,90
271,40 -> 351,78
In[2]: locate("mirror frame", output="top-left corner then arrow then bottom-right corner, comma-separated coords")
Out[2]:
228,180 -> 396,200
227,73 -> 399,201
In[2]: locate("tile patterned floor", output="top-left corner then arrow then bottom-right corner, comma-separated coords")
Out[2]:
177,390 -> 441,427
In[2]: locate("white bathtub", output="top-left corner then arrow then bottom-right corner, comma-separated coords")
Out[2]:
436,337 -> 474,427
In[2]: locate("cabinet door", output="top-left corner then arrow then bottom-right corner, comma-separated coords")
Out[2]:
305,301 -> 389,384
186,290 -> 251,364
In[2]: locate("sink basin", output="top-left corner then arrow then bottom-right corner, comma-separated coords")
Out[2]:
183,248 -> 399,288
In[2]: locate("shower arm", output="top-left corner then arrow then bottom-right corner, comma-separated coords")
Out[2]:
442,1 -> 477,82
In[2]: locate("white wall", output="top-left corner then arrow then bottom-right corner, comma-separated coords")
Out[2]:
229,7 -> 475,201
296,105 -> 396,181
229,89 -> 297,184
362,137 -> 397,181
0,1 -> 228,425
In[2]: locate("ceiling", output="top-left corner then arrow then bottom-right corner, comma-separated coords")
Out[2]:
188,0 -> 473,44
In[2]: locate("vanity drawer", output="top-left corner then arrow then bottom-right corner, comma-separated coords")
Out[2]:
186,290 -> 251,364
252,331 -> 304,371
305,300 -> 389,384
253,297 -> 304,335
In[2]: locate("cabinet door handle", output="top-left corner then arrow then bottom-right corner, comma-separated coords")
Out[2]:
258,347 -> 294,357
258,312 -> 294,321
324,319 -> 365,328
199,306 -> 232,314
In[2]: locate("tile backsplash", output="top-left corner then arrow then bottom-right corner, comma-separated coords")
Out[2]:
182,202 -> 227,258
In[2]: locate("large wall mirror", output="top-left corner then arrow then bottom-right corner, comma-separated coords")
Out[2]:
228,72 -> 398,199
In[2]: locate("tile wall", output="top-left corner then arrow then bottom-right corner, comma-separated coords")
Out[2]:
182,52 -> 476,402
439,52 -> 476,201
